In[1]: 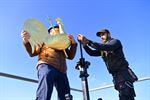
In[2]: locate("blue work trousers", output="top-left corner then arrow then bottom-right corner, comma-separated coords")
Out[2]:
36,64 -> 71,100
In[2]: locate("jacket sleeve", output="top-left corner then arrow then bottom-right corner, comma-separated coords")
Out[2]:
66,43 -> 78,60
83,45 -> 101,56
23,42 -> 42,57
88,39 -> 122,51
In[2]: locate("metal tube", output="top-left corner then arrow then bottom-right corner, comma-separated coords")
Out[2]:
0,72 -> 82,92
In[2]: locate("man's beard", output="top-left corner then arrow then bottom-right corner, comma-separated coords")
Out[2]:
102,35 -> 111,43
102,38 -> 107,43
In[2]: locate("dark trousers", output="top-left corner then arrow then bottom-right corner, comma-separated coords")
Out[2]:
119,95 -> 135,100
113,69 -> 136,100
118,82 -> 135,100
36,64 -> 71,100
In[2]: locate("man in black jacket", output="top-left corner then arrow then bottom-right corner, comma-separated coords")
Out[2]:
77,29 -> 138,100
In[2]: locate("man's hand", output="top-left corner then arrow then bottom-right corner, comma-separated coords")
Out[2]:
68,34 -> 77,45
77,34 -> 89,46
21,31 -> 30,43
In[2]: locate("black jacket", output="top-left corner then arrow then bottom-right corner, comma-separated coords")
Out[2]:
84,38 -> 129,74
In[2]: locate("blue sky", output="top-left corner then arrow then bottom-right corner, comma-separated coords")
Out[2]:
0,0 -> 150,100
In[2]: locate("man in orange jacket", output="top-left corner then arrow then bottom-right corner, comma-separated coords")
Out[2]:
21,24 -> 77,100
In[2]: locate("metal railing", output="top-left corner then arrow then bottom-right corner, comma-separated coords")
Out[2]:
0,72 -> 150,93
0,72 -> 150,100
89,76 -> 150,92
0,72 -> 83,92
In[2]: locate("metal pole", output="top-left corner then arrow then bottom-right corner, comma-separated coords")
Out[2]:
0,72 -> 82,92
81,76 -> 90,100
0,72 -> 38,83
80,42 -> 83,59
76,42 -> 90,100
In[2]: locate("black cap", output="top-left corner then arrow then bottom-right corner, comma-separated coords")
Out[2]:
96,29 -> 110,36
